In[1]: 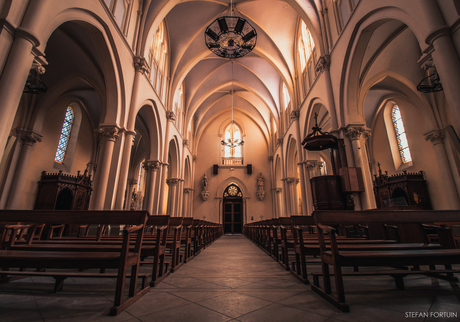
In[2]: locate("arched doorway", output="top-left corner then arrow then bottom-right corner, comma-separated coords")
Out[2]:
223,184 -> 243,234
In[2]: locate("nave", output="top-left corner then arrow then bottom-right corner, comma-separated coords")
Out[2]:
1,235 -> 459,322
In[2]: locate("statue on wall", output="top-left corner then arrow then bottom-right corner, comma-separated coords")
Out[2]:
256,172 -> 266,201
203,174 -> 208,188
200,173 -> 209,201
130,190 -> 143,210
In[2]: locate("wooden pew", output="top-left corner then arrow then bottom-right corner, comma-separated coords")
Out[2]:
279,217 -> 296,270
311,210 -> 460,312
166,218 -> 183,273
0,210 -> 151,315
182,217 -> 194,263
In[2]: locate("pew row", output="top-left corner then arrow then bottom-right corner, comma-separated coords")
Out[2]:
311,210 -> 460,312
0,210 -> 151,315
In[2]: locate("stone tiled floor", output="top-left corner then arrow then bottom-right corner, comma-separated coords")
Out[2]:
1,235 -> 460,321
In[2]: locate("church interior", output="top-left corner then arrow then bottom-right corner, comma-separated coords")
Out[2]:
1,0 -> 460,320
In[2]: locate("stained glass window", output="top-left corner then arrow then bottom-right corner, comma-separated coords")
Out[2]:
391,105 -> 412,163
54,107 -> 74,163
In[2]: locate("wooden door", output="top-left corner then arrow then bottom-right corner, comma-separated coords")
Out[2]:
223,201 -> 243,234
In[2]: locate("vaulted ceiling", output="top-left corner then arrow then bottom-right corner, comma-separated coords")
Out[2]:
142,0 -> 321,138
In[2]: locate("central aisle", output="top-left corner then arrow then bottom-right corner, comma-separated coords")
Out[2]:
126,235 -> 333,321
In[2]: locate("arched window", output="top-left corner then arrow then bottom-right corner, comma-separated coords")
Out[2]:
148,21 -> 168,99
54,107 -> 74,164
298,20 -> 317,96
282,82 -> 291,109
391,105 -> 412,163
299,20 -> 315,71
223,124 -> 242,158
222,123 -> 244,165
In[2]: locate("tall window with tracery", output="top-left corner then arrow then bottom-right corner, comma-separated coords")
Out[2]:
391,105 -> 412,163
148,21 -> 168,99
298,20 -> 316,95
54,106 -> 74,164
223,124 -> 242,158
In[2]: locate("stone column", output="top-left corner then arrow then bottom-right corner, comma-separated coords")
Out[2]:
90,126 -> 119,210
114,130 -> 136,209
142,160 -> 160,215
0,137 -> 22,209
426,28 -> 460,135
183,188 -> 193,217
0,29 -> 40,163
304,161 -> 318,215
166,178 -> 179,217
345,126 -> 376,210
424,130 -> 460,208
156,162 -> 168,215
177,178 -> 185,218
6,130 -> 42,209
285,177 -> 299,216
291,110 -> 308,216
275,188 -> 283,218
316,55 -> 338,130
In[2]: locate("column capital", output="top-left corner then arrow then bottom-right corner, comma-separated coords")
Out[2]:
15,27 -> 40,47
345,125 -> 371,141
183,139 -> 189,147
290,110 -> 300,120
305,160 -> 322,171
426,26 -> 451,46
424,129 -> 445,145
96,126 -> 119,141
268,155 -> 273,161
184,188 -> 194,193
16,129 -> 42,146
285,177 -> 298,184
316,54 -> 331,73
166,178 -> 180,185
125,130 -> 137,137
128,179 -> 138,186
143,160 -> 161,171
277,138 -> 283,146
274,187 -> 282,193
134,56 -> 150,75
166,110 -> 176,122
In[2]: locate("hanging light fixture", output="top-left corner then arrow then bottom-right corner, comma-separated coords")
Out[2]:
204,0 -> 257,59
221,61 -> 244,148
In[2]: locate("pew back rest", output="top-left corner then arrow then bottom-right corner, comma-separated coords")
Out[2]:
313,210 -> 460,248
0,210 -> 149,226
313,210 -> 460,226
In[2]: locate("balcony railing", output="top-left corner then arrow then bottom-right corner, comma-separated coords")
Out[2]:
222,157 -> 243,165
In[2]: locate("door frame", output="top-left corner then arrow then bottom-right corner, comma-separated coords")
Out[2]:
223,199 -> 243,234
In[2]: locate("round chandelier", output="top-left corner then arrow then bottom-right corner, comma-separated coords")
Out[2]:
221,61 -> 244,148
204,3 -> 257,59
